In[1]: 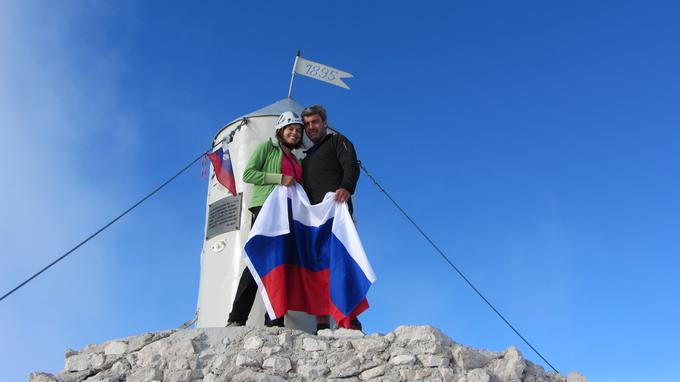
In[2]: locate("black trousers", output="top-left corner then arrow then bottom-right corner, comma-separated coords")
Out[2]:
227,207 -> 284,326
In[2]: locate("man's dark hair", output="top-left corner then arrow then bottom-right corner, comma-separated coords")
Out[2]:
301,104 -> 327,122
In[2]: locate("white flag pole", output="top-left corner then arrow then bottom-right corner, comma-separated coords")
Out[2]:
287,50 -> 300,99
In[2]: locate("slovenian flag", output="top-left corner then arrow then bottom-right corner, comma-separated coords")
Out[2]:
243,184 -> 376,328
207,143 -> 237,196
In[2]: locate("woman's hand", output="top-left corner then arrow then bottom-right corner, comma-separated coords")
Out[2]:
282,175 -> 296,186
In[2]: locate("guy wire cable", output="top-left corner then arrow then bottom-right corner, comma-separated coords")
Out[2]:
358,160 -> 561,374
0,148 -> 212,303
1,143 -> 561,373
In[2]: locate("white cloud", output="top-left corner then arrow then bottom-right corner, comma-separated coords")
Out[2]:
0,2 -> 141,379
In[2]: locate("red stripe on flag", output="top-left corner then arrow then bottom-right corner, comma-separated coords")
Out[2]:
260,264 -> 369,326
330,298 -> 369,329
207,149 -> 237,195
260,265 -> 330,318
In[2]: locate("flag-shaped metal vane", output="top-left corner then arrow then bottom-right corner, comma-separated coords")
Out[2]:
288,51 -> 353,97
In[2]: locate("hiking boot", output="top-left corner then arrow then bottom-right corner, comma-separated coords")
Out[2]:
316,323 -> 330,335
264,315 -> 285,328
350,318 -> 362,331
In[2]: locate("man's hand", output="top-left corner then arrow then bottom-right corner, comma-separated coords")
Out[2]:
282,175 -> 296,186
335,188 -> 350,203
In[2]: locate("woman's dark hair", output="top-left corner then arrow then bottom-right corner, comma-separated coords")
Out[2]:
275,124 -> 303,149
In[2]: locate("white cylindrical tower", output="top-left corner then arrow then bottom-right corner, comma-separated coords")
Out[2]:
196,98 -> 315,332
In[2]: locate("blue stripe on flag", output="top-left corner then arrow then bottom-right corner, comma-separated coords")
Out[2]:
328,234 -> 372,315
245,219 -> 333,275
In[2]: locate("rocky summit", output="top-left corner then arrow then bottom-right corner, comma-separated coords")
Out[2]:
29,325 -> 586,382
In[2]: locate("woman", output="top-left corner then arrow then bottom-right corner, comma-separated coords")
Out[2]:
226,111 -> 314,328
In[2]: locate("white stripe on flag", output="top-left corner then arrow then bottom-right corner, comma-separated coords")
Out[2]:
288,184 -> 336,227
243,254 -> 277,320
248,186 -> 290,240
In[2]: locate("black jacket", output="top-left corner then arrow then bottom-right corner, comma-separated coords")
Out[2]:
302,132 -> 360,205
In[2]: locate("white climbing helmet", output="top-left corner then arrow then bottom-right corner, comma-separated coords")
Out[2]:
275,111 -> 303,131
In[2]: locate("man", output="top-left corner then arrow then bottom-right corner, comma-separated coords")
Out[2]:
301,105 -> 360,214
301,104 -> 362,330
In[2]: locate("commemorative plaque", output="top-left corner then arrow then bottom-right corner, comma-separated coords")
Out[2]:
206,193 -> 242,240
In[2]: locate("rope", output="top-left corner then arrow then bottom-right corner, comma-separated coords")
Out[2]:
178,311 -> 199,329
358,161 -> 561,374
0,149 -> 211,303
0,140 -> 560,374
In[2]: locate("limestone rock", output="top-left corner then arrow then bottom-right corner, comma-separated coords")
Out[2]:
297,363 -> 330,378
263,355 -> 292,374
65,352 -> 106,372
29,325 -> 582,382
486,346 -> 526,382
278,332 -> 295,347
28,373 -> 58,382
302,336 -> 328,351
390,354 -> 416,366
393,325 -> 453,355
53,370 -> 92,382
460,368 -> 491,382
418,354 -> 450,367
360,364 -> 388,380
104,341 -> 127,355
438,367 -> 458,382
262,345 -> 282,356
234,351 -> 263,368
452,344 -> 500,369
161,369 -> 192,382
567,371 -> 587,382
318,328 -> 365,339
243,335 -> 264,350
126,367 -> 163,382
330,357 -> 361,378
352,337 -> 390,353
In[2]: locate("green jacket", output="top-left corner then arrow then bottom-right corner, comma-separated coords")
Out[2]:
243,138 -> 302,209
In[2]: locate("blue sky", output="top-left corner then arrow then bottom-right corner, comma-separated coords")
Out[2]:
1,1 -> 679,381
